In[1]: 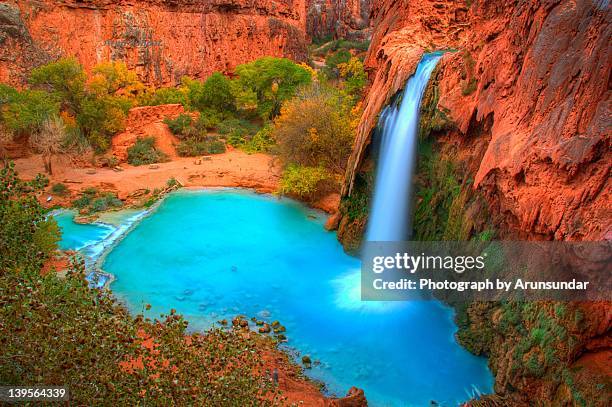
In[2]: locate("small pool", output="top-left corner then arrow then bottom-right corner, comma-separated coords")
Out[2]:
54,189 -> 493,406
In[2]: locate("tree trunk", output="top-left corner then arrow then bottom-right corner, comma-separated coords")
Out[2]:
44,155 -> 52,175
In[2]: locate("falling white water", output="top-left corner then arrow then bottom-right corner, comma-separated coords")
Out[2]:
366,53 -> 442,242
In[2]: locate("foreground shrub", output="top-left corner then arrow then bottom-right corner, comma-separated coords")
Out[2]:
127,137 -> 168,166
280,164 -> 334,201
176,138 -> 226,157
0,162 -> 58,271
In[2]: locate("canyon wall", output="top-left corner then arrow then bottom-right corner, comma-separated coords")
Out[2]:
0,0 -> 309,86
343,0 -> 610,241
306,0 -> 371,40
339,0 -> 610,403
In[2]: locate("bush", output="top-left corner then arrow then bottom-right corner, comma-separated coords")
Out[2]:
325,49 -> 352,71
72,188 -> 122,213
196,108 -> 221,130
0,163 -> 59,271
127,137 -> 168,166
243,124 -> 275,153
273,84 -> 356,174
51,182 -> 68,196
176,138 -> 226,157
138,86 -> 188,107
280,164 -> 333,201
227,129 -> 247,147
338,57 -> 367,98
163,114 -> 193,137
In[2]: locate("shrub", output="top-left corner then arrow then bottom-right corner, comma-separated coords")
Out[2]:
90,193 -> 123,212
325,49 -> 352,71
217,117 -> 258,136
127,137 -> 168,166
138,86 -> 188,107
273,84 -> 356,174
227,129 -> 247,147
0,163 -> 59,271
72,188 -> 122,213
280,164 -> 333,201
176,138 -> 226,156
196,108 -> 221,130
243,124 -> 275,153
51,182 -> 68,196
338,57 -> 367,98
163,114 -> 193,137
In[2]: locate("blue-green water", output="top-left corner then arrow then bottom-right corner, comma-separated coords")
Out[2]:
54,189 -> 493,406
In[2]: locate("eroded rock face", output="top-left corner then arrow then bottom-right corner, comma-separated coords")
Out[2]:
0,0 -> 309,85
306,0 -> 371,40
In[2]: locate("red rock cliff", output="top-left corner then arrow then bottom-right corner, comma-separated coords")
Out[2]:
344,0 -> 610,241
306,0 -> 371,40
0,0 -> 308,85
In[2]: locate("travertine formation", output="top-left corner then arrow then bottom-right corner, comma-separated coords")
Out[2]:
0,0 -> 309,85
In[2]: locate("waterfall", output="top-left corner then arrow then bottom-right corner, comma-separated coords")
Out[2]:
366,53 -> 442,242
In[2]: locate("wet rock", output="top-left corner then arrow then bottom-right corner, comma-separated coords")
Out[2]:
271,320 -> 280,328
301,355 -> 312,368
258,323 -> 271,334
255,320 -> 264,326
218,319 -> 227,325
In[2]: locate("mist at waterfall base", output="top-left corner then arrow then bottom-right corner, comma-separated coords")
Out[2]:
367,52 -> 442,241
55,190 -> 492,406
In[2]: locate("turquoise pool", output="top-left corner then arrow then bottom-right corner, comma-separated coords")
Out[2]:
54,189 -> 493,406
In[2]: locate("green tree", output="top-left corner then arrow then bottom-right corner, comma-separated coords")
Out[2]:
187,73 -> 234,112
338,57 -> 367,99
77,95 -> 130,152
0,89 -> 60,136
232,57 -> 312,119
29,57 -> 86,114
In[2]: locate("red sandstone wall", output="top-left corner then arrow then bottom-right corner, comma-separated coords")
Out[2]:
344,0 -> 610,241
0,0 -> 309,85
306,0 -> 371,40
